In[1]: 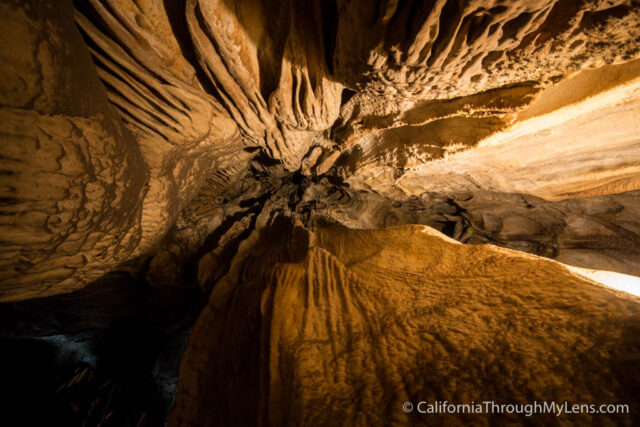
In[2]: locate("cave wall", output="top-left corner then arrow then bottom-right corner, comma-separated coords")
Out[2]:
0,0 -> 147,300
2,0 -> 640,301
171,219 -> 640,426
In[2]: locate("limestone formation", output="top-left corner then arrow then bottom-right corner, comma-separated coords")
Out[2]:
1,0 -> 640,425
0,0 -> 147,300
172,219 -> 640,426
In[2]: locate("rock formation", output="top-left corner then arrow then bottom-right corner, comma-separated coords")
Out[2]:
1,0 -> 640,425
172,219 -> 640,426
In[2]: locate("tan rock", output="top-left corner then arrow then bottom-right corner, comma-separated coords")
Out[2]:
171,219 -> 640,426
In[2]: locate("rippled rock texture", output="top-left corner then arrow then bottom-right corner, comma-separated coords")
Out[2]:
1,0 -> 640,425
172,219 -> 640,426
2,0 -> 640,300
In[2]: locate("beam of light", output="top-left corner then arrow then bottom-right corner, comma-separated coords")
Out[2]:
565,266 -> 640,297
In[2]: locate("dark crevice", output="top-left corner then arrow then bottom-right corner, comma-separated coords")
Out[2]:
320,0 -> 338,75
163,0 -> 219,96
499,11 -> 534,44
340,88 -> 356,106
427,0 -> 463,67
385,0 -> 437,61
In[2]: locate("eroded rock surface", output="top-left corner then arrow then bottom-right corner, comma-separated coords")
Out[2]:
2,0 -> 640,300
172,219 -> 640,426
0,0 -> 147,300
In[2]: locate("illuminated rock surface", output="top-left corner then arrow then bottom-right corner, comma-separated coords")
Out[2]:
172,220 -> 640,426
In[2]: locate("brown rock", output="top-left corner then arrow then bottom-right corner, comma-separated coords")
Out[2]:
171,219 -> 640,426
